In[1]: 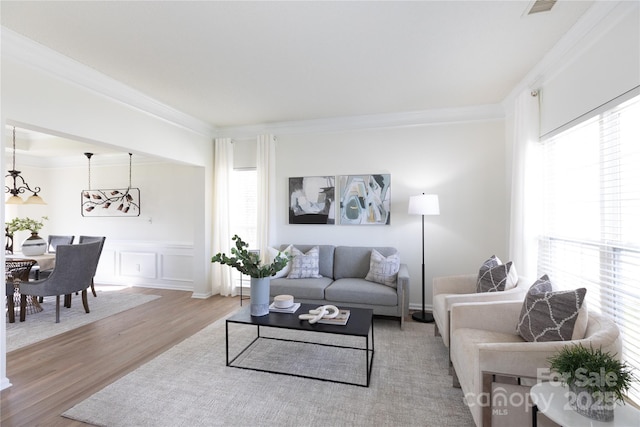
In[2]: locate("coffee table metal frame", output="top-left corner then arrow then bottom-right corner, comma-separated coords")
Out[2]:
226,303 -> 375,387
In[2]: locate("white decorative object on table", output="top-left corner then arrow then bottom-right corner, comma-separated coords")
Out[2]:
299,305 -> 340,324
273,294 -> 294,309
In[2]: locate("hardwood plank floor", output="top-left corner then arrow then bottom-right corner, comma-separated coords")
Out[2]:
1,287 -> 240,427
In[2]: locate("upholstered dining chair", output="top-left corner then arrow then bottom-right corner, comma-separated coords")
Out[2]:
5,259 -> 37,323
18,241 -> 102,323
77,235 -> 106,297
31,235 -> 76,282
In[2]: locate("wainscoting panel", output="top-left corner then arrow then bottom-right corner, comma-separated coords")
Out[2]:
93,240 -> 194,291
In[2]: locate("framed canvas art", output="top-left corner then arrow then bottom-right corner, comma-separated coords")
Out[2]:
288,176 -> 335,224
338,174 -> 390,225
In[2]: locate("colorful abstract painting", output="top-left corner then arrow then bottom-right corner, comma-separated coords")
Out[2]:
338,174 -> 390,225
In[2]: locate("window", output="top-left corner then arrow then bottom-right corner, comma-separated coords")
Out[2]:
538,94 -> 640,404
229,168 -> 257,289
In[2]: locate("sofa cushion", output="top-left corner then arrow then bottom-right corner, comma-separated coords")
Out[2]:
364,249 -> 400,287
334,246 -> 397,279
267,245 -> 293,279
516,275 -> 587,342
270,277 -> 334,300
325,278 -> 398,306
476,262 -> 518,293
287,246 -> 322,279
282,244 -> 335,278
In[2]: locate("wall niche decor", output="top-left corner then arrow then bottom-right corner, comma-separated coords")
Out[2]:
338,174 -> 390,225
81,152 -> 141,217
288,176 -> 335,224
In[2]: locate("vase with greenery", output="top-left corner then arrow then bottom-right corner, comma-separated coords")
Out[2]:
212,235 -> 289,316
6,216 -> 48,234
6,216 -> 49,256
548,344 -> 636,421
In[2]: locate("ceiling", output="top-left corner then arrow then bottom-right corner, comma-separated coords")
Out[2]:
1,0 -> 595,133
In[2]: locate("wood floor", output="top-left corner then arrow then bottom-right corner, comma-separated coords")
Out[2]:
1,287 -> 240,427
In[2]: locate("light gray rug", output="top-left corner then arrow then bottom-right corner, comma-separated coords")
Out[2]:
6,290 -> 160,352
63,317 -> 474,426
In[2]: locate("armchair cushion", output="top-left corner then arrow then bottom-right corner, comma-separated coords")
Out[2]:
364,249 -> 400,287
476,262 -> 518,293
516,275 -> 587,342
287,246 -> 322,279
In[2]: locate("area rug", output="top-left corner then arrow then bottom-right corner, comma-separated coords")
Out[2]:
6,290 -> 160,352
63,317 -> 474,426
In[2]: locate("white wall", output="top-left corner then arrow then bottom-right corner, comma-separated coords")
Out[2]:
274,120 -> 509,310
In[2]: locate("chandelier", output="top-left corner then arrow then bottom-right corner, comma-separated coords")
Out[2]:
5,127 -> 46,205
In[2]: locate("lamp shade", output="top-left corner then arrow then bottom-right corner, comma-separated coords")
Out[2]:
408,194 -> 439,216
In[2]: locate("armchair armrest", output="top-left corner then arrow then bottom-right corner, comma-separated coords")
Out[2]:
397,263 -> 410,295
432,273 -> 476,296
450,300 -> 523,335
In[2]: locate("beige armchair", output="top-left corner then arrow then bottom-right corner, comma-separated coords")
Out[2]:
449,300 -> 622,427
432,274 -> 530,348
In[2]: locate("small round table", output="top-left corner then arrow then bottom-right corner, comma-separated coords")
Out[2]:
530,382 -> 640,426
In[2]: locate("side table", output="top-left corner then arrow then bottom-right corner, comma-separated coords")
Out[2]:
530,382 -> 640,426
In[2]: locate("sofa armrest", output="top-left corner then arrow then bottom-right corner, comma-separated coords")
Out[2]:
450,300 -> 523,335
432,274 -> 476,296
397,263 -> 410,307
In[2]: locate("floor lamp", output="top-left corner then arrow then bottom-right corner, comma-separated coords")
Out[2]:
408,193 -> 440,323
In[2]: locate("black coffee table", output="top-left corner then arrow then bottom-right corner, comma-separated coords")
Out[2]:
225,303 -> 374,387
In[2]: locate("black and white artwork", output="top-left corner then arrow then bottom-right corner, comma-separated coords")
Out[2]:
81,188 -> 141,217
338,174 -> 390,225
289,176 -> 335,224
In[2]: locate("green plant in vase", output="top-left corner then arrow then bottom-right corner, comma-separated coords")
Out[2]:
548,344 -> 636,421
212,235 -> 290,316
211,235 -> 289,278
6,216 -> 48,234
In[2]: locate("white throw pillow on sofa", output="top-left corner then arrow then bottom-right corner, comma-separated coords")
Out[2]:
365,249 -> 400,287
267,244 -> 293,279
287,246 -> 323,279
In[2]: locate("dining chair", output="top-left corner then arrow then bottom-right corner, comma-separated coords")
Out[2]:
31,235 -> 75,281
5,259 -> 37,323
18,241 -> 102,323
77,235 -> 106,297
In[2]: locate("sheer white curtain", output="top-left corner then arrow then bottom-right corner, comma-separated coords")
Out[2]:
508,90 -> 542,279
256,134 -> 276,260
212,138 -> 234,296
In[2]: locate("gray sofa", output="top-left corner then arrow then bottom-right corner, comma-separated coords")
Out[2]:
269,245 -> 410,327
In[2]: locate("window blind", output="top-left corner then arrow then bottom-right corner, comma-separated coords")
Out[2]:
538,94 -> 640,404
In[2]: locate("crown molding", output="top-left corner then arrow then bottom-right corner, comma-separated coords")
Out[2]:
1,27 -> 216,138
215,103 -> 505,139
502,0 -> 637,114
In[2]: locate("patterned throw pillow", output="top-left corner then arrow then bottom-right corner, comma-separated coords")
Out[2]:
267,245 -> 292,279
286,246 -> 323,279
476,255 -> 501,291
364,249 -> 400,288
516,275 -> 587,342
477,262 -> 518,293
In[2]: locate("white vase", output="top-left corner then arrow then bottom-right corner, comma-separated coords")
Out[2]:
250,277 -> 271,316
21,233 -> 47,256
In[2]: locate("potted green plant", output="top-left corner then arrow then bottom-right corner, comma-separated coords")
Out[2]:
6,216 -> 49,256
212,235 -> 289,316
548,344 -> 636,421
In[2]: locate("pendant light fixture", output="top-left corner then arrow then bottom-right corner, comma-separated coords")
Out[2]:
5,127 -> 46,205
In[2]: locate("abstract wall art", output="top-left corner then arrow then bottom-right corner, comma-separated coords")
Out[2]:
338,174 -> 390,225
289,176 -> 335,224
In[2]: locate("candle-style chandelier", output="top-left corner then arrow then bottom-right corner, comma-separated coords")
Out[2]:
5,127 -> 46,205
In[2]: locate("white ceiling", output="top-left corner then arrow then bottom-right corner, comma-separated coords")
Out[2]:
1,0 -> 595,132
